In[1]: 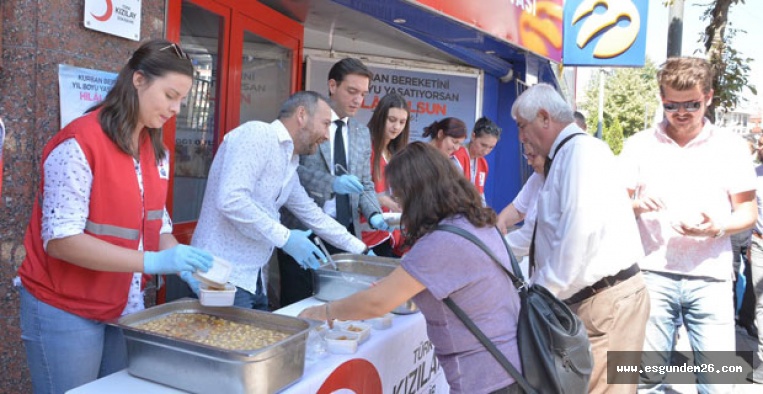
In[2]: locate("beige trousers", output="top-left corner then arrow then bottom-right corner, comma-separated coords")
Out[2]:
570,272 -> 650,394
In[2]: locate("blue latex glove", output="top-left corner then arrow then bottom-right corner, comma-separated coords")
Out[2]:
282,229 -> 326,269
369,214 -> 390,231
143,245 -> 213,275
333,175 -> 364,195
366,249 -> 377,257
179,271 -> 201,296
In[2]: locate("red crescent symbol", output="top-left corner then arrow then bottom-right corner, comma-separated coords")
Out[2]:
317,359 -> 383,394
91,0 -> 113,22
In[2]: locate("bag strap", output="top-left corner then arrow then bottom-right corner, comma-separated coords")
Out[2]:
529,132 -> 584,275
435,224 -> 537,394
443,297 -> 536,394
435,224 -> 527,287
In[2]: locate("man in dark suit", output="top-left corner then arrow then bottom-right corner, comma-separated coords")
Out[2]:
279,58 -> 389,307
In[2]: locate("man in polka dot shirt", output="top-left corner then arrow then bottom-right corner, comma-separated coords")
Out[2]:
191,91 -> 367,310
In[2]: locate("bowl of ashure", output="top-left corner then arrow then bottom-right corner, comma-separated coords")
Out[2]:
324,330 -> 360,354
199,283 -> 236,307
337,321 -> 371,343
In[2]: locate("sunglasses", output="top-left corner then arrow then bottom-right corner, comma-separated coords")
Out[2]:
662,101 -> 703,113
160,43 -> 191,60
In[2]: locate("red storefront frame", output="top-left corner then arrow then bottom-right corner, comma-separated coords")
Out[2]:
163,0 -> 303,244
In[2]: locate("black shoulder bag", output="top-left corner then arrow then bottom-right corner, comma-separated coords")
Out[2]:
437,224 -> 592,394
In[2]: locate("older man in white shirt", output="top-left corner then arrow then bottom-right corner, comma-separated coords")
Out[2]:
190,91 -> 367,310
513,83 -> 649,394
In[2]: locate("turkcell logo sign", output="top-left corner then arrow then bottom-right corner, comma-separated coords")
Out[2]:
562,0 -> 649,66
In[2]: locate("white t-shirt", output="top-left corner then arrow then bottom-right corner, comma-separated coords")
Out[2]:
506,172 -> 543,257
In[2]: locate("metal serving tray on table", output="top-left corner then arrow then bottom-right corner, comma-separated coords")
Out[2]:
112,299 -> 312,394
312,253 -> 419,314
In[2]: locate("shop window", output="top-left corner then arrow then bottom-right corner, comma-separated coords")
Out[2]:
172,2 -> 223,224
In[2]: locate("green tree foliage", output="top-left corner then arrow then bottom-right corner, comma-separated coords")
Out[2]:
699,0 -> 756,120
604,118 -> 625,155
580,59 -> 660,152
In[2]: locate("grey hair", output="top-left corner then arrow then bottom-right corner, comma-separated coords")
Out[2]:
511,83 -> 574,124
278,91 -> 330,119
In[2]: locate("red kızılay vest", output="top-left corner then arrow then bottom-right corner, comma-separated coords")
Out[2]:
19,110 -> 168,321
452,146 -> 488,194
360,151 -> 404,251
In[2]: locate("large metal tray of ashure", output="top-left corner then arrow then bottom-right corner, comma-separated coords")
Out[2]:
312,253 -> 419,314
112,299 -> 312,394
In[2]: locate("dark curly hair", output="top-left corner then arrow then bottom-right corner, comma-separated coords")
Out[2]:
385,141 -> 496,246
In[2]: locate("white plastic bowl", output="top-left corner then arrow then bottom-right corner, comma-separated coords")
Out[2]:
324,331 -> 359,354
198,283 -> 236,307
368,314 -> 393,330
193,256 -> 233,288
381,212 -> 402,228
338,322 -> 371,343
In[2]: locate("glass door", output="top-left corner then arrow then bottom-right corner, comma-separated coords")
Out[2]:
236,30 -> 293,124
227,11 -> 302,127
171,1 -> 227,228
164,0 -> 302,244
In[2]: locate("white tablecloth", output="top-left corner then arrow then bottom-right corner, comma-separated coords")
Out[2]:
68,298 -> 449,394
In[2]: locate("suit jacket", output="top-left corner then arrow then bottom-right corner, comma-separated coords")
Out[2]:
282,117 -> 381,241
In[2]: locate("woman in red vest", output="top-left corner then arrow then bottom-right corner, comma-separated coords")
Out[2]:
452,117 -> 502,205
17,39 -> 213,393
424,117 -> 467,158
360,92 -> 410,256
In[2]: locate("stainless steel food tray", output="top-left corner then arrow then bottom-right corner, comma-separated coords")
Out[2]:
312,253 -> 419,314
112,299 -> 312,394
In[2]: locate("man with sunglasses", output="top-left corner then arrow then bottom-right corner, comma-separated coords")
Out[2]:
619,57 -> 757,392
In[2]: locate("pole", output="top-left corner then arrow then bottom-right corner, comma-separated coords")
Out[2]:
596,69 -> 605,139
667,0 -> 685,57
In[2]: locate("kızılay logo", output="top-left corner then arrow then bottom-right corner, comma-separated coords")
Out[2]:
572,0 -> 640,59
91,0 -> 113,22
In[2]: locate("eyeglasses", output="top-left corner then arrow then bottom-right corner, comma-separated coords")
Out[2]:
160,43 -> 191,60
522,153 -> 537,160
662,101 -> 703,113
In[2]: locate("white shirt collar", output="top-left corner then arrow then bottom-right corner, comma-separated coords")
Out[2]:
548,123 -> 584,160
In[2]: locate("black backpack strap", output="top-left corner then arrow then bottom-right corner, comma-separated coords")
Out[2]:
530,132 -> 585,275
435,224 -> 537,394
443,297 -> 536,394
435,224 -> 527,287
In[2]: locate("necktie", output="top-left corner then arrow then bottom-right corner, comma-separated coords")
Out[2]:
334,120 -> 352,227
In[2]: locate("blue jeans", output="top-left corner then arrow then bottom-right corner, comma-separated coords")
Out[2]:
749,236 -> 763,363
638,271 -> 734,394
233,269 -> 269,310
233,287 -> 269,310
19,287 -> 127,394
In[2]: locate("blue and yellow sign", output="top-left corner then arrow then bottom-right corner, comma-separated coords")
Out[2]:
562,0 -> 649,66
